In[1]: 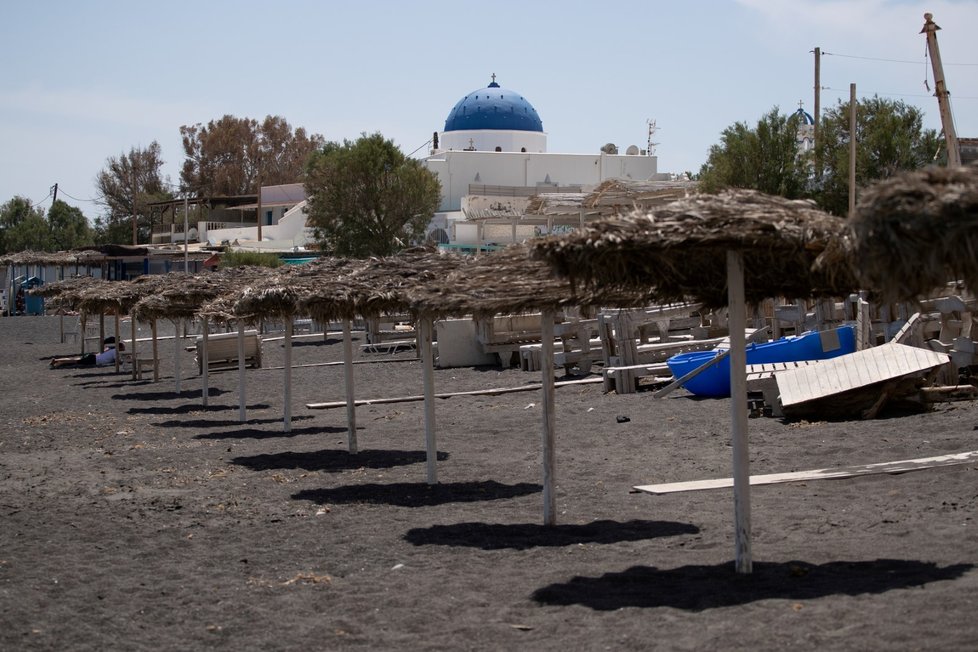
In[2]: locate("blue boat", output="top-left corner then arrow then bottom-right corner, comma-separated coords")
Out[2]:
665,325 -> 857,397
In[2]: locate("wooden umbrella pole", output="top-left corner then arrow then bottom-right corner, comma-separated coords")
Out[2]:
237,321 -> 247,422
201,317 -> 209,407
283,318 -> 293,433
420,316 -> 438,485
541,308 -> 557,526
727,250 -> 753,574
130,312 -> 138,381
114,313 -> 121,373
151,318 -> 159,383
173,318 -> 182,394
342,318 -> 358,454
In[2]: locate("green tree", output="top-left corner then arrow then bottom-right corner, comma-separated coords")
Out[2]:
304,133 -> 442,257
95,141 -> 171,244
47,200 -> 95,251
0,196 -> 47,254
697,107 -> 810,198
180,115 -> 324,197
813,95 -> 940,216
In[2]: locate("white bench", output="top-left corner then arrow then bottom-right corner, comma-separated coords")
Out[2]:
195,330 -> 262,373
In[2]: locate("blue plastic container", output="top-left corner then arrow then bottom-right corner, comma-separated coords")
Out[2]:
665,325 -> 856,397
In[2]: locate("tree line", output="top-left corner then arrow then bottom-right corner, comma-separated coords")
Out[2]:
696,96 -> 941,216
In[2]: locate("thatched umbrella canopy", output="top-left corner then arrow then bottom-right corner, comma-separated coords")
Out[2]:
532,189 -> 858,308
532,188 -> 860,572
28,276 -> 104,306
341,248 -> 468,319
850,163 -> 978,303
409,244 -> 652,319
0,250 -> 98,267
408,243 -> 654,526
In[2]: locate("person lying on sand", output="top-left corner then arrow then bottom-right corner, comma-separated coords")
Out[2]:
49,337 -> 124,369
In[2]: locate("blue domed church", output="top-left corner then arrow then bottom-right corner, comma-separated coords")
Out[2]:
439,75 -> 547,154
422,75 -> 661,242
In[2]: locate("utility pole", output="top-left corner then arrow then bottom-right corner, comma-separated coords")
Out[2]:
921,13 -> 961,167
51,183 -> 58,204
813,47 -> 822,180
849,83 -> 857,218
131,165 -> 138,245
256,176 -> 262,250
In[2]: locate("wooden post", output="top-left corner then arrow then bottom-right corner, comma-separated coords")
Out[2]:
99,313 -> 105,351
541,308 -> 557,526
848,83 -> 857,218
114,313 -> 121,374
420,316 -> 438,484
130,312 -> 138,381
727,250 -> 753,574
922,13 -> 962,167
80,312 -> 88,354
342,318 -> 358,454
173,318 -> 182,394
237,322 -> 246,422
283,318 -> 292,433
151,319 -> 159,383
201,317 -> 209,407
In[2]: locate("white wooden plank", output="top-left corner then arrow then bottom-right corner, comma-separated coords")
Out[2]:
778,344 -> 949,408
634,450 -> 978,494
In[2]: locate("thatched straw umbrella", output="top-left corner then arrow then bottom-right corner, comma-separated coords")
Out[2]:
131,271 -> 244,394
343,249 -> 470,479
297,249 -> 468,467
410,244 -> 652,525
850,163 -> 978,303
192,266 -> 277,414
533,189 -> 858,573
73,274 -> 174,378
29,276 -> 105,348
230,263 -> 339,433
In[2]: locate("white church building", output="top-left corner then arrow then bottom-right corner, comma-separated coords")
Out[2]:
420,75 -> 661,246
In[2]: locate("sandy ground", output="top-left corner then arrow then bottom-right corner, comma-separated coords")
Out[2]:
1,315 -> 977,651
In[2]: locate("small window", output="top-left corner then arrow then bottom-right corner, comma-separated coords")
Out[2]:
495,146 -> 502,152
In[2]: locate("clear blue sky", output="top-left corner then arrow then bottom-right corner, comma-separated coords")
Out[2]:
2,0 -> 976,220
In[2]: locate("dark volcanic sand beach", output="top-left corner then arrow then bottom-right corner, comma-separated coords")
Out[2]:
1,315 -> 977,651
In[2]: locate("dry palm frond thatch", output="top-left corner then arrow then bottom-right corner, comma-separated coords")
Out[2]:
532,189 -> 859,308
850,163 -> 978,303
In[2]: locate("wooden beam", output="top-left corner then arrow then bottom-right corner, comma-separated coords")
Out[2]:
306,377 -> 602,410
634,450 -> 978,494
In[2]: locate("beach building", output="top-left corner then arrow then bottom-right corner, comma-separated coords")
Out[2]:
419,75 -> 663,247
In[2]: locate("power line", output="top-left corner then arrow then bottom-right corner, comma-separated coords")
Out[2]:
822,86 -> 978,101
56,189 -> 99,203
823,50 -> 978,66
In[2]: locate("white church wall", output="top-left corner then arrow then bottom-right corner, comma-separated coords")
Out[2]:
423,151 -> 659,212
439,129 -> 547,154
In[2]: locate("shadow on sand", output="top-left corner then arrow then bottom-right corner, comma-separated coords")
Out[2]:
110,389 -> 230,402
404,519 -> 699,550
293,480 -> 540,507
194,424 -> 344,440
160,415 -> 315,429
532,559 -> 974,610
232,448 -> 447,472
125,403 -> 272,415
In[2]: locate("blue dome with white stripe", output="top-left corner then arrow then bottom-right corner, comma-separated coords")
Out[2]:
444,77 -> 543,133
